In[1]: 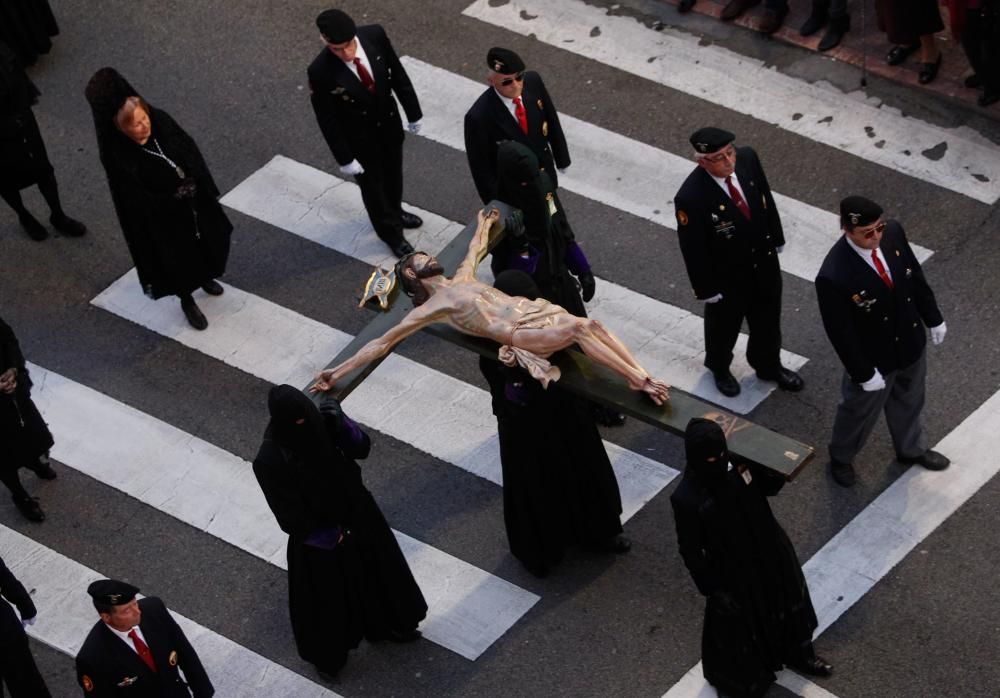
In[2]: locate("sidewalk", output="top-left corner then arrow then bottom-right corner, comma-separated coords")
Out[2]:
661,0 -> 997,115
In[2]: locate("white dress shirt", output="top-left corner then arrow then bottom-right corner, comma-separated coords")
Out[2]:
493,89 -> 522,124
342,41 -> 374,86
104,622 -> 150,656
845,234 -> 893,283
709,171 -> 748,205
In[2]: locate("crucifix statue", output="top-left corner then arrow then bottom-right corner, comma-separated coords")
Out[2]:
312,209 -> 671,404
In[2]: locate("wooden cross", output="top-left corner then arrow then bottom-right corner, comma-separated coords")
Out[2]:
310,202 -> 814,480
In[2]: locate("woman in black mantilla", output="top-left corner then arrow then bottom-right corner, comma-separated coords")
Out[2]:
84,67 -> 232,330
670,418 -> 832,698
0,40 -> 86,241
253,385 -> 426,678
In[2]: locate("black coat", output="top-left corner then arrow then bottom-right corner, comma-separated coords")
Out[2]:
98,111 -> 232,299
0,555 -> 36,647
253,415 -> 426,672
671,464 -> 817,698
675,147 -> 784,301
308,25 -> 422,167
75,597 -> 213,698
0,42 -> 53,191
0,0 -> 58,66
815,220 -> 942,382
464,72 -> 571,204
0,317 -> 53,473
480,357 -> 622,574
0,555 -> 50,697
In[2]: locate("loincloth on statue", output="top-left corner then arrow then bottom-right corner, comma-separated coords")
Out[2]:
498,302 -> 564,388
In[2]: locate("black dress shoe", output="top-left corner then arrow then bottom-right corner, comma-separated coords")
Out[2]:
886,43 -> 919,66
897,450 -> 950,471
201,279 -> 224,296
180,297 -> 208,330
400,211 -> 423,229
918,53 -> 942,85
50,214 -> 87,237
13,495 -> 45,522
30,455 -> 57,480
965,73 -> 982,88
387,627 -> 422,643
789,655 -> 833,677
756,367 -> 804,392
799,12 -> 826,36
817,16 -> 849,51
830,459 -> 856,487
720,0 -> 760,21
677,0 -> 696,13
390,239 -> 415,258
19,213 -> 48,241
757,6 -> 787,34
713,370 -> 741,397
979,90 -> 1000,107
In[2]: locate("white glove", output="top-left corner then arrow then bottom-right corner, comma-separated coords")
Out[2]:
22,615 -> 37,628
557,166 -> 568,174
930,321 -> 947,346
339,159 -> 364,176
861,369 -> 886,392
704,293 -> 723,304
776,245 -> 785,254
406,120 -> 422,135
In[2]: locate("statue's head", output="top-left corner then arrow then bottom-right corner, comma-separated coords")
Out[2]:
395,252 -> 445,306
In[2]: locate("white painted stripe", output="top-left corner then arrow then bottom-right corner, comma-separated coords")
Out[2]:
28,364 -> 539,661
662,664 -> 841,698
220,155 -> 809,412
662,385 -> 1000,695
0,524 -> 342,697
462,0 -> 1000,204
399,57 -> 933,284
91,270 -> 675,520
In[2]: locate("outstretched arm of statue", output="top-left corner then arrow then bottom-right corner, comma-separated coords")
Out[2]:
455,208 -> 500,281
312,305 -> 442,392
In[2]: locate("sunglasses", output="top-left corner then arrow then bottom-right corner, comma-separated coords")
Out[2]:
499,72 -> 525,87
859,221 -> 887,239
702,145 -> 736,164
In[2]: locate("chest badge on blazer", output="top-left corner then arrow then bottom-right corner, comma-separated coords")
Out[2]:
542,120 -> 549,137
82,675 -> 95,693
169,650 -> 179,667
711,213 -> 719,222
851,290 -> 877,312
905,267 -> 913,278
331,87 -> 345,95
719,204 -> 726,211
677,210 -> 688,226
117,676 -> 138,688
761,194 -> 767,209
537,98 -> 543,110
896,249 -> 901,256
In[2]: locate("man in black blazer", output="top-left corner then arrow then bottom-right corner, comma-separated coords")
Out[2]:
464,47 -> 570,205
675,127 -> 803,398
75,579 -> 213,697
308,9 -> 423,258
815,196 -> 949,486
0,555 -> 50,697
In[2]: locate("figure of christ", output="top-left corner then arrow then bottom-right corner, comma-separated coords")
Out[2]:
312,209 -> 671,404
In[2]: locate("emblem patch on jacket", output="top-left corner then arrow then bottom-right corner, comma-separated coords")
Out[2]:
82,676 -> 94,693
117,676 -> 138,688
851,291 -> 877,311
537,98 -> 543,110
677,210 -> 688,226
169,650 -> 179,667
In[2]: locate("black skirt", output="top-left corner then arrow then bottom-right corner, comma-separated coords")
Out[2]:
0,109 -> 53,191
0,0 -> 58,66
877,0 -> 945,44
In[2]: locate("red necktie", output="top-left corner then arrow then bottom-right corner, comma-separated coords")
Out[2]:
353,58 -> 375,93
725,176 -> 751,220
128,629 -> 157,673
513,97 -> 528,135
871,250 -> 893,289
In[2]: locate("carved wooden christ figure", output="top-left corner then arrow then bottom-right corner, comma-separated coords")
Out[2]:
313,209 -> 671,405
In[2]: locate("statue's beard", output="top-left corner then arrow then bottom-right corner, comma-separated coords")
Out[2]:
416,260 -> 444,279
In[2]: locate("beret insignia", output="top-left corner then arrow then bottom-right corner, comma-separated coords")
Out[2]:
677,210 -> 689,226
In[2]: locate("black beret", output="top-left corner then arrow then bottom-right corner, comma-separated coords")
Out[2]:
689,127 -> 735,155
87,579 -> 139,607
487,47 -> 525,74
316,9 -> 356,43
840,195 -> 883,228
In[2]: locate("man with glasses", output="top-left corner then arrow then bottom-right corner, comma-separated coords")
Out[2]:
675,127 -> 803,399
464,47 -> 570,205
308,9 -> 424,258
815,196 -> 949,487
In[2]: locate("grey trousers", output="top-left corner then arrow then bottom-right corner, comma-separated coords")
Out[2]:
828,351 -> 928,464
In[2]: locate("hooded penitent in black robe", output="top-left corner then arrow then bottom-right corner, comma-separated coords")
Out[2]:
252,386 -> 426,675
479,271 -> 623,576
0,317 -> 53,477
0,41 -> 52,192
493,141 -> 591,318
84,68 -> 231,300
0,0 -> 58,66
670,419 -> 818,698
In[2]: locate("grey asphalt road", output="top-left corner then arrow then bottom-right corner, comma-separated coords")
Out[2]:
3,1 -> 999,696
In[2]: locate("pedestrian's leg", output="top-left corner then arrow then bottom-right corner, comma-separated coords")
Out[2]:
828,371 -> 891,465
703,296 -> 743,374
36,172 -> 86,236
0,466 -> 45,521
354,154 -> 404,249
1,187 -> 47,240
883,354 -> 928,459
745,276 -> 783,375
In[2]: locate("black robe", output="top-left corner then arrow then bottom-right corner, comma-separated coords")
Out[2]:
253,390 -> 426,673
0,555 -> 50,697
0,317 -> 53,475
480,356 -> 623,575
671,462 -> 817,698
0,42 -> 53,192
85,69 -> 231,300
0,0 -> 58,66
